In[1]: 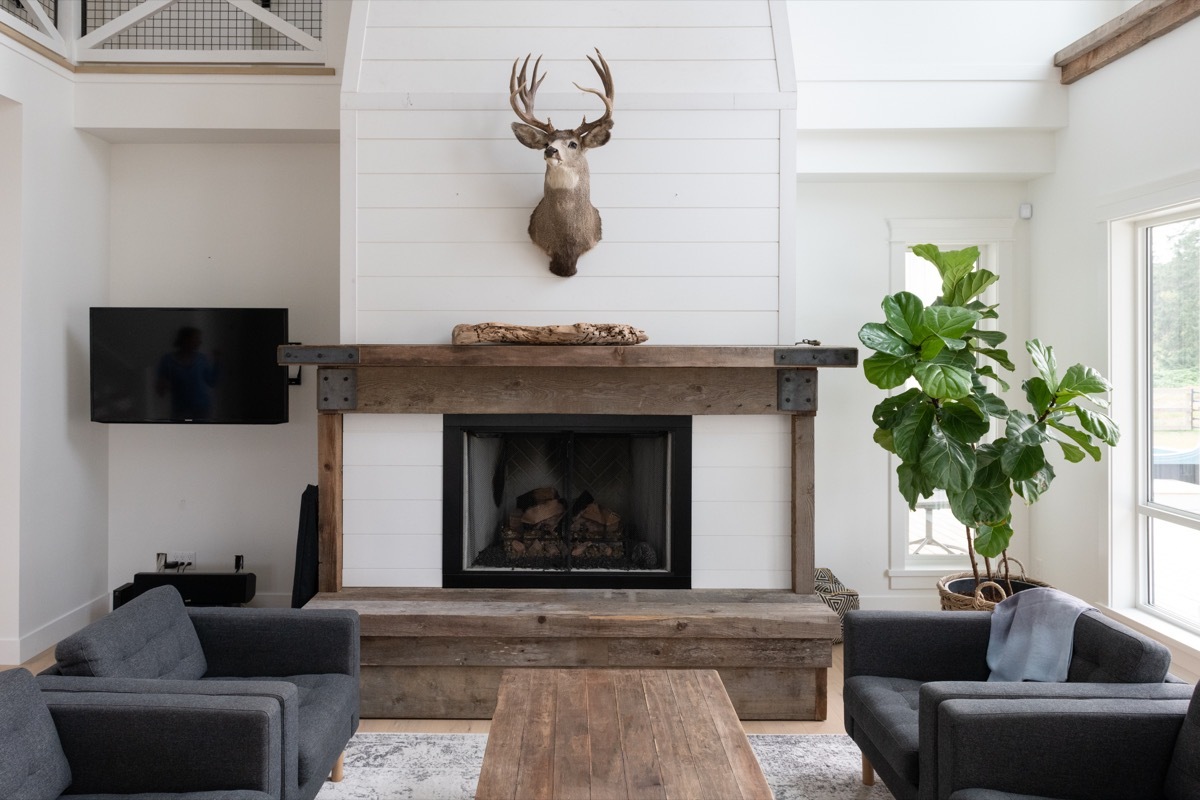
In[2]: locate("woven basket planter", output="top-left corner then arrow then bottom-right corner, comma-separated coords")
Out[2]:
937,557 -> 1051,611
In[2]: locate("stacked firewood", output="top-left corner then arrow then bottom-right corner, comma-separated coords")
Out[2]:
501,487 -> 624,559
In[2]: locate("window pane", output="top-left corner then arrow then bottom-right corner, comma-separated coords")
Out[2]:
1149,517 -> 1200,626
903,251 -> 963,554
1149,218 -> 1200,510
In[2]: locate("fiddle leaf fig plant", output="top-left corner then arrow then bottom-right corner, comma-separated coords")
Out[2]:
859,244 -> 1119,584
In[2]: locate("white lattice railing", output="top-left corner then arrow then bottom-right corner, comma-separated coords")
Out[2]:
0,0 -> 67,57
1,0 -> 323,64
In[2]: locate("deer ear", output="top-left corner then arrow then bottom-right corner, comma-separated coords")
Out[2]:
580,120 -> 612,149
512,123 -> 551,150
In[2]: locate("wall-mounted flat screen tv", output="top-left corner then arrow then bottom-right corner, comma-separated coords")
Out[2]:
90,307 -> 289,424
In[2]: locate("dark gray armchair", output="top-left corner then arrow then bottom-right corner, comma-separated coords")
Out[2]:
2,666 -> 278,798
843,608 -> 1183,800
940,681 -> 1200,799
38,585 -> 360,800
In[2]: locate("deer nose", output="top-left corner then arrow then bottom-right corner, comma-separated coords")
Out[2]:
544,145 -> 557,157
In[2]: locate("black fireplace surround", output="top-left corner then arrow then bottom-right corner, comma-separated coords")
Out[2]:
442,414 -> 692,589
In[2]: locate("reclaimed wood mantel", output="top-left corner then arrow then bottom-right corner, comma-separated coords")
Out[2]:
279,344 -> 858,594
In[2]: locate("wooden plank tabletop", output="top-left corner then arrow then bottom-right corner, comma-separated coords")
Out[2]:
475,668 -> 774,800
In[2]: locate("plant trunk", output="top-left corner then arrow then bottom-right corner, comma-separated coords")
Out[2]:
966,526 -> 981,587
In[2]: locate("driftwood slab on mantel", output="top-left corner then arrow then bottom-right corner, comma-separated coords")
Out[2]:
452,322 -> 648,346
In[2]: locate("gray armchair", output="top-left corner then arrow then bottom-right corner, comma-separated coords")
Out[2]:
940,681 -> 1200,799
39,585 -> 360,800
1,666 -> 278,798
843,608 -> 1182,800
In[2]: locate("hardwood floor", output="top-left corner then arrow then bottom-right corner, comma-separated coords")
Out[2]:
6,643 -> 847,736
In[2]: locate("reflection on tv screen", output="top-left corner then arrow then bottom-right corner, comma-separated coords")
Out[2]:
90,308 -> 289,424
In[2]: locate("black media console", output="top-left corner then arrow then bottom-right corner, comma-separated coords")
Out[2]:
112,571 -> 257,608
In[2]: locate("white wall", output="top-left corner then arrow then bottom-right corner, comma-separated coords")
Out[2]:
0,39 -> 111,663
1027,22 -> 1200,603
107,143 -> 339,605
0,97 -> 22,662
344,0 -> 792,345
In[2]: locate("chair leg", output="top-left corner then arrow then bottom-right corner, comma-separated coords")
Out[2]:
330,751 -> 345,782
862,753 -> 875,786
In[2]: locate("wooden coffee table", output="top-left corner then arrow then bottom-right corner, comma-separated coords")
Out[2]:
475,668 -> 774,800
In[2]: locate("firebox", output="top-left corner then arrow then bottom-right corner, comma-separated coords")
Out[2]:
442,414 -> 691,589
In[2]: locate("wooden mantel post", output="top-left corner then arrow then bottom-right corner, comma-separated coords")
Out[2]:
791,414 -> 816,595
285,345 -> 857,595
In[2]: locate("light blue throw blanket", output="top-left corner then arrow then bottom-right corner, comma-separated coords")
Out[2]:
987,587 -> 1095,682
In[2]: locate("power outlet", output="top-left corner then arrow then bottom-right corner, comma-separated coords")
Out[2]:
168,551 -> 196,568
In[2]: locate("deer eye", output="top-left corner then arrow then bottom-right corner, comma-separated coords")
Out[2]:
568,141 -> 578,149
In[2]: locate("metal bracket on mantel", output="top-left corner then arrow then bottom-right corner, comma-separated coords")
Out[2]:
318,368 -> 358,411
279,345 -> 361,365
777,370 -> 817,412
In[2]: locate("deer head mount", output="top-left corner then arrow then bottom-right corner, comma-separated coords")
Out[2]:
510,49 -> 614,277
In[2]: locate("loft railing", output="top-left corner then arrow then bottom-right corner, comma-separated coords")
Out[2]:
1,0 -> 323,65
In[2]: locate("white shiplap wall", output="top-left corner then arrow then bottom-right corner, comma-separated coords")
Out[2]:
341,0 -> 797,588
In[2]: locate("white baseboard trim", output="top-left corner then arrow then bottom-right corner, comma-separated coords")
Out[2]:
855,593 -> 942,612
19,592 -> 110,664
0,637 -> 18,665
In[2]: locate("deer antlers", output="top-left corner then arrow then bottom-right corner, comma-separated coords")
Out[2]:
574,49 -> 614,136
509,49 -> 615,136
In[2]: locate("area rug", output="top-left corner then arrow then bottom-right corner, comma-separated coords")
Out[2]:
315,732 -> 895,800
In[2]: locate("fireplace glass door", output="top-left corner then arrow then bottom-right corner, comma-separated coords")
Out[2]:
443,415 -> 691,588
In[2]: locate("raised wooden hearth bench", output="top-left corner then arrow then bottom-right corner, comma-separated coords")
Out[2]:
284,344 -> 857,721
475,668 -> 774,800
306,587 -> 839,720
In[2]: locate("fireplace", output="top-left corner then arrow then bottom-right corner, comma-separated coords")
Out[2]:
442,414 -> 692,589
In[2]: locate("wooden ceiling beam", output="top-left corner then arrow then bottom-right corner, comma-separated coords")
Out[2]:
1056,0 -> 1200,84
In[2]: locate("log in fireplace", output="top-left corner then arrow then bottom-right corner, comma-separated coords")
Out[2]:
442,414 -> 691,589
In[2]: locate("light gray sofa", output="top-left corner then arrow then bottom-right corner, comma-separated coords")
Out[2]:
843,608 -> 1187,800
1,666 -> 278,799
37,585 -> 360,800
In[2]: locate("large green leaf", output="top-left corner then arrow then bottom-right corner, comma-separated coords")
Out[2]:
893,400 -> 936,462
1024,377 -> 1055,417
1002,411 -> 1048,480
873,427 -> 896,454
939,404 -> 991,444
975,365 -> 1011,392
863,352 -> 918,389
1047,420 -> 1102,461
872,388 -> 922,428
859,322 -> 913,357
920,337 -> 948,361
1057,363 -> 1112,398
1077,407 -> 1120,447
977,347 -> 1015,371
913,362 -> 974,400
1057,441 -> 1086,463
897,462 -> 935,509
970,328 -> 1008,347
948,482 -> 1012,528
922,306 -> 983,343
947,269 -> 999,306
919,426 -> 977,492
909,244 -> 980,299
974,390 -> 1010,419
1014,462 -> 1056,504
1027,339 -> 1060,392
882,292 -> 926,344
974,522 -> 1014,559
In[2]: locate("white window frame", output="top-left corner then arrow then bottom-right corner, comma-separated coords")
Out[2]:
1104,171 -> 1200,681
883,218 -> 1019,589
